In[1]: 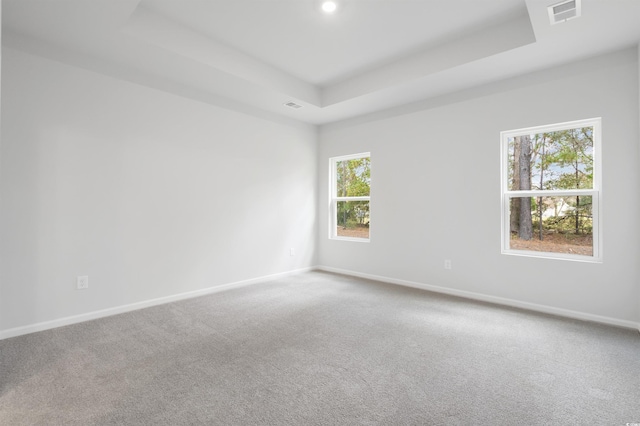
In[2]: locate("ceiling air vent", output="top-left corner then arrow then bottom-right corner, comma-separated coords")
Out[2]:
284,101 -> 303,109
548,0 -> 581,25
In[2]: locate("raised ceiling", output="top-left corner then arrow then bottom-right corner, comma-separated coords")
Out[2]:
138,0 -> 528,86
3,0 -> 640,125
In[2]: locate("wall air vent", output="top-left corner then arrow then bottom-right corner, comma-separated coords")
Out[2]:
284,101 -> 303,109
548,0 -> 581,25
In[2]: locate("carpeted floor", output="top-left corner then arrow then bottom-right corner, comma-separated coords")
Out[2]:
1,271 -> 639,425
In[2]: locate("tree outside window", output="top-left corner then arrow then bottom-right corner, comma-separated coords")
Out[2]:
501,119 -> 601,261
330,153 -> 371,241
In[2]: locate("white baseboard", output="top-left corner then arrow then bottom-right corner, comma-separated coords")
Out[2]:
3,266 -> 637,340
0,267 -> 314,341
316,265 -> 640,332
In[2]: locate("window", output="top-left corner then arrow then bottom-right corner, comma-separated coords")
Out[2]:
500,118 -> 601,261
330,153 -> 371,241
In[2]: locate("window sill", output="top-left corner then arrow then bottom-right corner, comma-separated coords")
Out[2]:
330,236 -> 370,243
502,249 -> 602,263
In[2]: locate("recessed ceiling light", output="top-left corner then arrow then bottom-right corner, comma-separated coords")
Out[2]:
321,1 -> 337,14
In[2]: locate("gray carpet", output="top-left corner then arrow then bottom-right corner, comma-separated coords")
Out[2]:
1,271 -> 639,425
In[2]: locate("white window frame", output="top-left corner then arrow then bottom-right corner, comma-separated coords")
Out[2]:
329,152 -> 371,242
500,118 -> 602,262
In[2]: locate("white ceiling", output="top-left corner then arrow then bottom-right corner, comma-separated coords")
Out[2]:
3,0 -> 640,126
140,0 -> 527,86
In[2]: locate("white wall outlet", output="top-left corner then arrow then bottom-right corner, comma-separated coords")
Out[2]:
444,260 -> 452,270
290,248 -> 295,257
77,275 -> 89,289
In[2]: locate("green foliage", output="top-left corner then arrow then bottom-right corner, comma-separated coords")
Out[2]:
509,127 -> 594,238
543,127 -> 593,190
336,157 -> 371,229
337,200 -> 369,228
529,195 -> 593,236
509,127 -> 593,191
336,158 -> 370,197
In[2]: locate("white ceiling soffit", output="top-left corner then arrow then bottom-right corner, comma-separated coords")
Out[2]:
323,11 -> 535,106
2,0 -> 640,125
121,6 -> 322,107
122,2 -> 535,109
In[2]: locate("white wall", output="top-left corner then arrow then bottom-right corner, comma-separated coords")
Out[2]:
0,1 -> 3,333
1,42 -> 638,336
318,48 -> 640,326
0,47 -> 317,334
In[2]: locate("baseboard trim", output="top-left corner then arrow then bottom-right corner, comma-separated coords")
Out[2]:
0,267 -> 314,341
316,265 -> 640,331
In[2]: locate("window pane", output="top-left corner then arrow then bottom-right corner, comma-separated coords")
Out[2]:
336,157 -> 370,197
508,196 -> 593,256
336,201 -> 370,239
508,127 -> 593,191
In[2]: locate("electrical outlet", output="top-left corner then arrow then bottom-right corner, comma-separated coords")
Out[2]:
290,248 -> 295,257
444,260 -> 452,270
77,275 -> 89,289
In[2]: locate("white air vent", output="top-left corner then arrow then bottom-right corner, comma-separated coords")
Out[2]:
548,0 -> 581,25
284,101 -> 303,109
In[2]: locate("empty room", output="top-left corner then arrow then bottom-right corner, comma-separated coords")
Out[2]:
1,0 -> 639,424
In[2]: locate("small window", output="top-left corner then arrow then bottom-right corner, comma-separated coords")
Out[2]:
329,153 -> 371,241
500,118 -> 601,261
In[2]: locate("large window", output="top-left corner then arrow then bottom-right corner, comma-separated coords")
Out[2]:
330,153 -> 371,241
501,118 -> 601,261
